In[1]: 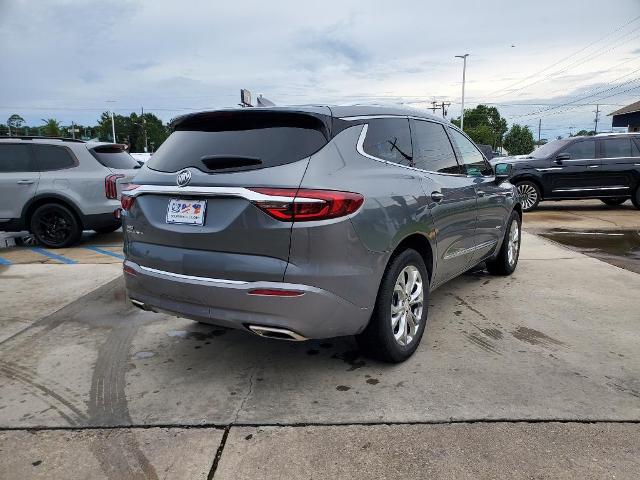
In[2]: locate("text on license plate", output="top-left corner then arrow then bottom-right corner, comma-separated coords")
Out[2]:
166,198 -> 207,225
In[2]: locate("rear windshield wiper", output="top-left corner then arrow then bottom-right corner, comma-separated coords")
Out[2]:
200,155 -> 262,171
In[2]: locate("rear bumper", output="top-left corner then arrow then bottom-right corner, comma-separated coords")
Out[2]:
123,260 -> 370,339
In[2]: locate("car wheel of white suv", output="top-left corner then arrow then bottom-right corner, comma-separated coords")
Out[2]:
30,203 -> 82,248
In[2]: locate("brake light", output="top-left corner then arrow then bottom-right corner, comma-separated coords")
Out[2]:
120,184 -> 139,211
249,188 -> 364,221
105,174 -> 125,199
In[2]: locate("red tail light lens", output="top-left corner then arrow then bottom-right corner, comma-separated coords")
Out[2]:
105,174 -> 125,199
249,188 -> 364,222
248,288 -> 305,297
120,184 -> 139,211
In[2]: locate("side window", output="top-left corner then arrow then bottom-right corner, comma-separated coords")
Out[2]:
0,144 -> 36,172
410,120 -> 461,174
562,140 -> 595,159
600,138 -> 631,159
362,118 -> 413,166
633,138 -> 640,157
33,145 -> 77,171
448,128 -> 492,176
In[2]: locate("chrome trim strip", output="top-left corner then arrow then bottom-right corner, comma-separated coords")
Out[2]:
138,264 -> 248,285
552,186 -> 629,192
355,124 -> 469,178
125,185 -> 323,203
535,167 -> 563,172
443,240 -> 497,260
342,114 -> 445,122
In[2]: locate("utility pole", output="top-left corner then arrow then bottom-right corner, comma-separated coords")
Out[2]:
594,104 -> 600,134
106,100 -> 117,143
141,106 -> 148,152
538,118 -> 541,144
455,54 -> 469,130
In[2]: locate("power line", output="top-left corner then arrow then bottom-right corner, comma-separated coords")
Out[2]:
483,15 -> 640,98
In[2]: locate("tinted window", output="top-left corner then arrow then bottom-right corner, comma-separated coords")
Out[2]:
33,145 -> 76,171
0,144 -> 36,172
362,118 -> 413,166
410,120 -> 460,174
601,138 -> 631,158
531,139 -> 569,158
562,140 -> 595,159
149,112 -> 329,173
90,146 -> 139,169
634,138 -> 640,157
448,128 -> 492,176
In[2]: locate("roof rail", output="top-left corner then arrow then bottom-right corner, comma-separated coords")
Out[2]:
594,132 -> 640,137
1,136 -> 86,143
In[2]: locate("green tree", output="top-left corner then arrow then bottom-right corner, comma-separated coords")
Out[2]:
503,124 -> 535,155
43,118 -> 61,137
451,105 -> 508,149
95,111 -> 169,150
0,124 -> 9,136
7,114 -> 25,135
574,130 -> 595,137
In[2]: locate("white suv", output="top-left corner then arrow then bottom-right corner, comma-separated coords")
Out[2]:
0,137 -> 139,247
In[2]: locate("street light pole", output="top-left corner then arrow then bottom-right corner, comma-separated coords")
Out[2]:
106,100 -> 116,143
455,54 -> 469,130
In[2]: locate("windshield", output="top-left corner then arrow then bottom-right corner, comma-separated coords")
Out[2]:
530,139 -> 569,158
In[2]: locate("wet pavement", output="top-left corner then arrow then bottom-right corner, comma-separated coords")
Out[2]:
539,230 -> 640,274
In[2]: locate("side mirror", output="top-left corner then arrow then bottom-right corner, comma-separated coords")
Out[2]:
494,163 -> 512,184
555,152 -> 570,164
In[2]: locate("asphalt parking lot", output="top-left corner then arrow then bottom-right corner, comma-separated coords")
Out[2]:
1,201 -> 639,479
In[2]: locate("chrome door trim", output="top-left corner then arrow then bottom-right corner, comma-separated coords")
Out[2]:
123,184 -> 323,203
535,167 -> 563,172
551,186 -> 630,193
355,124 -> 468,177
443,240 -> 497,260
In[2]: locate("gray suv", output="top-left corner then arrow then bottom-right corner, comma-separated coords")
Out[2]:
0,137 -> 139,247
122,106 -> 522,362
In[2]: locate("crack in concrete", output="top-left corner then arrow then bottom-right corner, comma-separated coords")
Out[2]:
232,371 -> 255,425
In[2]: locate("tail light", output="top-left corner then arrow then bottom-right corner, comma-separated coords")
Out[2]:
249,188 -> 364,221
248,288 -> 304,297
120,184 -> 139,211
105,174 -> 125,199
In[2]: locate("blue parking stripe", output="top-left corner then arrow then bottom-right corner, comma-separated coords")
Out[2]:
0,256 -> 12,265
30,248 -> 77,264
83,246 -> 124,260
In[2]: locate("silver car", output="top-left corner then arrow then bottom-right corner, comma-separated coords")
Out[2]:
122,106 -> 521,362
0,137 -> 139,247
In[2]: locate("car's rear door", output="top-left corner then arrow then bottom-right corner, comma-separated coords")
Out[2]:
123,109 -> 332,283
0,143 -> 39,222
409,120 -> 477,285
547,138 -> 601,198
596,136 -> 639,197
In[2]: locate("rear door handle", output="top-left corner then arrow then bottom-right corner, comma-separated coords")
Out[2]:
587,165 -> 599,168
17,180 -> 35,185
431,191 -> 444,202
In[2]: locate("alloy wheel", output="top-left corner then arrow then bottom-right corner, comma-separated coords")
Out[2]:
391,265 -> 424,346
517,183 -> 538,210
35,209 -> 74,247
507,219 -> 520,267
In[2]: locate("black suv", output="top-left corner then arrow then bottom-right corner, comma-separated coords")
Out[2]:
491,133 -> 640,211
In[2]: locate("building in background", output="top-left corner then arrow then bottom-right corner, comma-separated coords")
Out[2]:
609,100 -> 640,132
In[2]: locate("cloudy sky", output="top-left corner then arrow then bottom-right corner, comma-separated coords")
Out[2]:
1,0 -> 639,140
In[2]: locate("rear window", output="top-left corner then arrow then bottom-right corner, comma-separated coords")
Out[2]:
90,145 -> 139,169
33,144 -> 76,171
362,118 -> 413,166
147,112 -> 330,173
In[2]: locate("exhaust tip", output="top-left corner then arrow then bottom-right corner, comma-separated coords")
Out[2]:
247,325 -> 307,341
130,298 -> 151,311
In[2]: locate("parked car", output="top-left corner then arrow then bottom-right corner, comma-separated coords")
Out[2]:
122,106 -> 522,362
490,133 -> 640,211
0,137 -> 140,247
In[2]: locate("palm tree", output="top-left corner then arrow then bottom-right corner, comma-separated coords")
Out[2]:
42,118 -> 61,137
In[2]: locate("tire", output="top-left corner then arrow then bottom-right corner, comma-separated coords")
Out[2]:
30,203 -> 82,248
486,211 -> 521,276
515,181 -> 541,211
93,224 -> 121,234
632,186 -> 640,210
356,248 -> 429,363
600,198 -> 627,207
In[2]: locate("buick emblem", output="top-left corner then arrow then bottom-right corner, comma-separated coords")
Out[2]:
176,169 -> 192,187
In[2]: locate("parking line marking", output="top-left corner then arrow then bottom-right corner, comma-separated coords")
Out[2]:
82,246 -> 124,260
30,248 -> 78,264
0,256 -> 12,265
